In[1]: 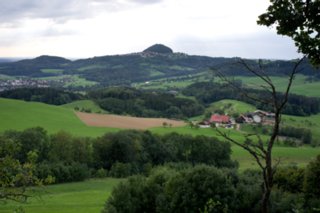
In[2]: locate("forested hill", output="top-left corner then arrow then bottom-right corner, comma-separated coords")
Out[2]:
0,44 -> 319,85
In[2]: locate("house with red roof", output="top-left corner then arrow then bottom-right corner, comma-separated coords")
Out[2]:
209,114 -> 230,124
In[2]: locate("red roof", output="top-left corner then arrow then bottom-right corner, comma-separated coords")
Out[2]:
210,114 -> 230,123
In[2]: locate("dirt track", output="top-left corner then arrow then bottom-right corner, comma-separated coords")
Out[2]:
75,112 -> 186,129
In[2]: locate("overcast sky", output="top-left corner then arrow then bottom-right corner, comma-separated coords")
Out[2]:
0,0 -> 301,59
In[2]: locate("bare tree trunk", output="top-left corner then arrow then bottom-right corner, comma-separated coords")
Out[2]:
213,57 -> 304,213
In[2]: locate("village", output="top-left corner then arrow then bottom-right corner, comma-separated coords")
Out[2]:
197,110 -> 275,129
0,78 -> 50,92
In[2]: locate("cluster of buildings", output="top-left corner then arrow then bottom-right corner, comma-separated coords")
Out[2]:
198,110 -> 275,129
0,79 -> 49,92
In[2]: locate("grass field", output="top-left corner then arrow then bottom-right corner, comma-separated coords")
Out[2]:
206,99 -> 256,115
40,69 -> 64,74
235,74 -> 320,97
232,145 -> 320,170
0,178 -> 123,213
0,98 -> 116,137
62,100 -> 108,114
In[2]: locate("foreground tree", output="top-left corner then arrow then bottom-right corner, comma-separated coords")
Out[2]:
258,0 -> 320,66
0,136 -> 40,203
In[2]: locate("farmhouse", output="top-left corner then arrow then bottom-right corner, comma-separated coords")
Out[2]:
210,114 -> 230,124
209,114 -> 233,128
236,110 -> 275,125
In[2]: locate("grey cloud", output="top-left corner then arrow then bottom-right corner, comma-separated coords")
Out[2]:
127,0 -> 163,4
0,0 -> 91,24
0,0 -> 164,25
172,32 -> 301,60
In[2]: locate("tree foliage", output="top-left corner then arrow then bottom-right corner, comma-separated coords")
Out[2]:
258,0 -> 320,65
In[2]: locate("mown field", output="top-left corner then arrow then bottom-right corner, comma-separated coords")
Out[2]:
0,98 -> 116,137
0,178 -> 123,213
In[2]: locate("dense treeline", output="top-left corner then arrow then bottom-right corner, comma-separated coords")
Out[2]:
88,87 -> 204,119
182,82 -> 320,116
104,160 -> 320,213
279,126 -> 312,145
0,87 -> 82,105
0,127 -> 234,183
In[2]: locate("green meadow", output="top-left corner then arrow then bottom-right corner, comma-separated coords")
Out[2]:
0,98 -> 116,137
235,74 -> 320,97
0,178 -> 123,213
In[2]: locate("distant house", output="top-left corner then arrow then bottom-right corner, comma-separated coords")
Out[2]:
198,120 -> 211,128
210,114 -> 230,124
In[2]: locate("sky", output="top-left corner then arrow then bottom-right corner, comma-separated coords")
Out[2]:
0,0 -> 302,59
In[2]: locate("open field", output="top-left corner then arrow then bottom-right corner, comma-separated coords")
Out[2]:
76,112 -> 186,129
232,145 -> 320,170
0,98 -> 116,137
207,99 -> 256,115
235,75 -> 320,97
0,178 -> 123,213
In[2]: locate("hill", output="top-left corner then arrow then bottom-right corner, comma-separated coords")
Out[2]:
0,98 -> 114,137
0,55 -> 71,77
143,44 -> 173,54
1,44 -> 319,88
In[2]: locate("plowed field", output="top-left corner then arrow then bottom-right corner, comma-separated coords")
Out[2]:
76,112 -> 186,129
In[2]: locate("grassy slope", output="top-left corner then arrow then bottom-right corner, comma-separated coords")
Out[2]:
0,178 -> 123,213
0,98 -> 117,137
206,99 -> 256,115
62,100 -> 108,114
236,74 -> 320,97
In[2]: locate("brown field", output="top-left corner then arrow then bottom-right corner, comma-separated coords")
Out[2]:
76,112 -> 186,129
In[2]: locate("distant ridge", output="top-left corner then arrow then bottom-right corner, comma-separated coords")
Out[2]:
143,44 -> 173,54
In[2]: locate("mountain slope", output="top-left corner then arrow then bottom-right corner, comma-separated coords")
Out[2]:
0,44 -> 319,86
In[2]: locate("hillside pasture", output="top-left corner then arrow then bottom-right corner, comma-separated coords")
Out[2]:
76,112 -> 186,129
0,98 -> 116,137
235,74 -> 320,97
